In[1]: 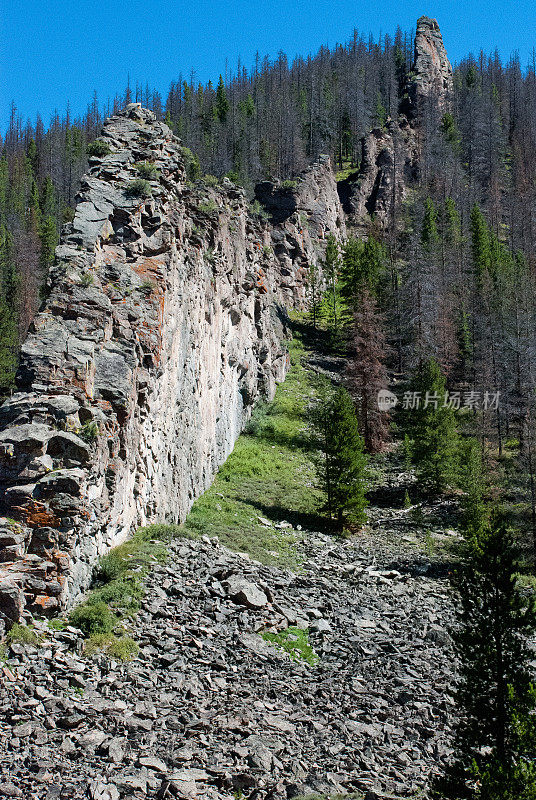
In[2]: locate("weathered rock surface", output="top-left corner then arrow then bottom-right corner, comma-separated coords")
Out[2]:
411,16 -> 453,113
0,517 -> 455,799
0,105 -> 344,628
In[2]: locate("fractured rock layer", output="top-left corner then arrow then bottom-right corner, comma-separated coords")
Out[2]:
0,105 -> 344,628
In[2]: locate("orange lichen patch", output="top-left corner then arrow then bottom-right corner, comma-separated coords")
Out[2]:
94,399 -> 113,414
133,255 -> 167,283
14,502 -> 61,529
32,595 -> 60,611
53,553 -> 71,572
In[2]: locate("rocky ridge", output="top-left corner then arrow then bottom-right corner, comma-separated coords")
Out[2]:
343,15 -> 453,227
0,105 -> 344,629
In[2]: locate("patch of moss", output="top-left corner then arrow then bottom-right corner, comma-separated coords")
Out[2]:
261,626 -> 319,666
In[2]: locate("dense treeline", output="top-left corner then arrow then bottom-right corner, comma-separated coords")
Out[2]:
2,21 -> 536,412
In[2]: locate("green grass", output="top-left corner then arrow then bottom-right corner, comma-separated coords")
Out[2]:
5,623 -> 41,647
69,524 -> 181,640
84,633 -> 139,661
335,160 -> 360,182
183,336 -> 327,565
261,626 -> 319,666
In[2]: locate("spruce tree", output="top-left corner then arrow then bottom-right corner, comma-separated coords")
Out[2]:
347,287 -> 390,453
39,215 -> 58,271
215,75 -> 230,123
322,234 -> 341,340
406,357 -> 459,494
312,386 -> 368,529
0,296 -> 17,398
439,516 -> 536,799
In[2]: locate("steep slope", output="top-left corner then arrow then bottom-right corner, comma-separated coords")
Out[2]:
0,106 -> 344,629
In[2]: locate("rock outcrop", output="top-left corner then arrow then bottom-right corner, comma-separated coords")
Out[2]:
0,105 -> 344,629
411,15 -> 453,113
343,16 -> 452,228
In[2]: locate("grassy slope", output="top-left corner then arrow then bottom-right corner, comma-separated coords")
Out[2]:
39,328 -> 329,657
183,334 -> 327,566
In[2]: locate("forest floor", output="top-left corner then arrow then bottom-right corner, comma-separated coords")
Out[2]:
0,325 -> 462,800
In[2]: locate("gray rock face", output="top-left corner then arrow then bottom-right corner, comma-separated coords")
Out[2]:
411,16 -> 453,113
0,104 -> 344,626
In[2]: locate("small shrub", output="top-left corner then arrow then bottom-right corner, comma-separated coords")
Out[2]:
280,179 -> 298,190
203,174 -> 220,187
261,626 -> 318,665
262,245 -> 273,257
125,179 -> 152,199
135,161 -> 160,180
5,624 -> 41,647
79,420 -> 99,442
80,272 -> 94,287
69,601 -> 115,636
179,146 -> 201,180
403,489 -> 412,508
249,199 -> 269,221
89,574 -> 144,614
199,200 -> 218,214
86,139 -> 112,157
84,633 -> 139,661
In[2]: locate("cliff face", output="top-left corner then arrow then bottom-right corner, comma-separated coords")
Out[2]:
343,15 -> 452,228
0,106 -> 344,630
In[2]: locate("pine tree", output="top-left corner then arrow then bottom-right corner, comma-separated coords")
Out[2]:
347,287 -> 390,453
312,386 -> 368,529
439,516 -> 536,799
421,197 -> 439,251
341,235 -> 384,304
39,215 -> 58,271
458,437 -> 488,540
0,296 -> 17,398
306,261 -> 323,330
406,357 -> 459,493
215,75 -> 230,124
322,234 -> 341,339
470,204 -> 492,282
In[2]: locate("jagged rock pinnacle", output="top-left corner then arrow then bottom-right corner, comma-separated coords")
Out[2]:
412,16 -> 453,110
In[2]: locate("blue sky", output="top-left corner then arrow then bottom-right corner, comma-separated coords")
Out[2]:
1,0 -> 535,133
